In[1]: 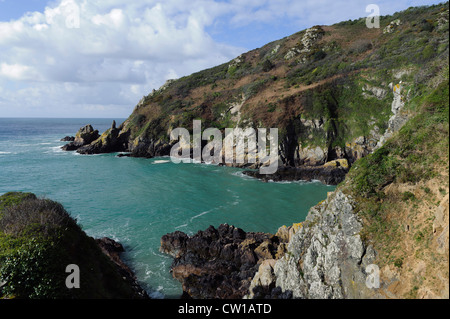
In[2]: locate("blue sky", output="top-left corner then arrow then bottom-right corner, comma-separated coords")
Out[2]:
0,0 -> 47,21
0,0 -> 445,118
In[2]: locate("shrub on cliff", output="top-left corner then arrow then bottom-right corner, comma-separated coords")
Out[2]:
0,192 -> 143,299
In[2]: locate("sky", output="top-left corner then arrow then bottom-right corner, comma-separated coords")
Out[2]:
0,0 -> 445,118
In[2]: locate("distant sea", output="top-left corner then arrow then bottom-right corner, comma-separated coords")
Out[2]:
0,118 -> 334,298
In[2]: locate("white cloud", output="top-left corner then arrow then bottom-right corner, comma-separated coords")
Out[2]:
0,63 -> 41,81
0,0 -> 443,118
0,0 -> 244,117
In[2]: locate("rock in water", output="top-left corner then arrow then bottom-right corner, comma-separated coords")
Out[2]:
243,165 -> 348,185
96,237 -> 150,299
60,136 -> 75,142
160,224 -> 283,299
61,124 -> 100,151
76,123 -> 130,154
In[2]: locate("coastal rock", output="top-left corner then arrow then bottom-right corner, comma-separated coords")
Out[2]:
323,158 -> 349,169
362,84 -> 388,100
60,136 -> 75,142
128,136 -> 173,158
248,191 -> 381,299
242,164 -> 348,185
61,125 -> 100,151
160,224 -> 282,299
95,237 -> 150,299
77,122 -> 130,154
296,145 -> 327,166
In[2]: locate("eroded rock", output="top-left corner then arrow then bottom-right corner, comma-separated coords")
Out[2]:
61,124 -> 100,151
160,224 -> 282,299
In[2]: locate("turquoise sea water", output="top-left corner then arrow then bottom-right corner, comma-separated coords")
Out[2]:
0,118 -> 334,298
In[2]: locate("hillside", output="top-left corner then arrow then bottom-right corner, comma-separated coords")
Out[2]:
246,74 -> 448,299
0,192 -> 148,299
69,3 -> 448,177
152,3 -> 449,299
159,70 -> 449,299
56,2 -> 449,299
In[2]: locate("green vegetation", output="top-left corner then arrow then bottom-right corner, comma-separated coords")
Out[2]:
344,69 -> 449,266
0,192 -> 140,299
123,2 -> 448,163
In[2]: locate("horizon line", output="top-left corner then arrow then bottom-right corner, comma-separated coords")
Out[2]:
0,117 -> 128,119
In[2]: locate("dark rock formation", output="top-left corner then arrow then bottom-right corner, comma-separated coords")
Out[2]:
243,164 -> 348,185
128,137 -> 173,158
61,125 -> 100,151
77,121 -> 130,154
60,136 -> 75,142
160,224 -> 284,299
95,237 -> 149,299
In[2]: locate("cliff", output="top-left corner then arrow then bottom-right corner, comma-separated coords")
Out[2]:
158,4 -> 449,299
0,192 -> 149,299
63,3 -> 448,183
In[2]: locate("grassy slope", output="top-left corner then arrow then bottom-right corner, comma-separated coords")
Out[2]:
0,192 -> 140,299
124,3 -> 448,162
341,69 -> 449,298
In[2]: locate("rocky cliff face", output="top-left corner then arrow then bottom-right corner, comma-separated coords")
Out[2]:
61,124 -> 100,151
60,4 -> 450,181
247,191 -> 380,299
160,224 -> 285,299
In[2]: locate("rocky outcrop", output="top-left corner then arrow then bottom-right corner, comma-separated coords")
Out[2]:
60,136 -> 75,142
160,191 -> 383,300
160,224 -> 284,299
243,164 -> 348,185
376,82 -> 409,148
248,191 -> 381,299
284,26 -> 325,61
77,121 -> 130,155
128,136 -> 173,158
95,237 -> 149,299
61,125 -> 100,151
383,19 -> 402,34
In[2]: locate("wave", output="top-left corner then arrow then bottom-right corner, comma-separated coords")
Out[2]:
0,151 -> 12,155
231,170 -> 255,180
43,146 -> 66,155
190,209 -> 214,222
152,160 -> 171,164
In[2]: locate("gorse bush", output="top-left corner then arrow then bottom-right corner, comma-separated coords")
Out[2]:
0,198 -> 79,237
0,192 -> 143,299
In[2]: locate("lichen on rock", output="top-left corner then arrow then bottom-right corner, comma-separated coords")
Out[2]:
247,191 -> 381,299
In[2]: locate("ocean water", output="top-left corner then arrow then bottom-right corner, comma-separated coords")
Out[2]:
0,118 -> 334,298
